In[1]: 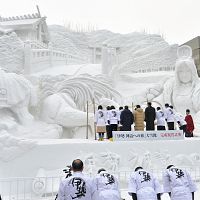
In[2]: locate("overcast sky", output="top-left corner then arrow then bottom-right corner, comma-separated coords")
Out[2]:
0,0 -> 200,44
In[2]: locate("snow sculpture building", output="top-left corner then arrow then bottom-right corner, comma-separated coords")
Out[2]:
0,6 -> 49,47
0,6 -> 67,74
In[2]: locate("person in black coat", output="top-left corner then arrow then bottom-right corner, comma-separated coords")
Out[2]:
120,105 -> 134,131
145,102 -> 156,130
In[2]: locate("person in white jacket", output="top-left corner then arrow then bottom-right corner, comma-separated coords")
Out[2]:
128,167 -> 162,200
163,165 -> 197,200
94,168 -> 121,200
174,112 -> 187,135
156,107 -> 166,130
164,104 -> 175,130
108,105 -> 119,141
95,105 -> 107,141
57,159 -> 96,200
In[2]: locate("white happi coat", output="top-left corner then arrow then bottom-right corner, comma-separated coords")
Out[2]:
57,172 -> 96,200
94,172 -> 120,200
128,169 -> 162,200
95,109 -> 107,126
164,107 -> 174,122
156,110 -> 166,126
163,167 -> 197,200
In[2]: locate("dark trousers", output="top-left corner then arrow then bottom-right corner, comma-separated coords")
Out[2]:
121,125 -> 132,131
98,132 -> 104,138
167,122 -> 174,130
106,125 -> 111,139
146,121 -> 155,130
109,124 -> 118,138
180,124 -> 187,135
157,125 -> 166,130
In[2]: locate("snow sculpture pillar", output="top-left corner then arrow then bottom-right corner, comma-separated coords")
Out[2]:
49,42 -> 53,67
102,43 -> 110,74
24,40 -> 31,74
102,43 -> 118,75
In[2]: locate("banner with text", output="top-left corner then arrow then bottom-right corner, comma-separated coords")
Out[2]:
113,130 -> 184,141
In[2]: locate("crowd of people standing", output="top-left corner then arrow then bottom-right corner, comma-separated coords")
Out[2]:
94,102 -> 195,141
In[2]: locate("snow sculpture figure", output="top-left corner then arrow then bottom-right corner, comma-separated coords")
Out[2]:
99,151 -> 120,172
39,74 -> 121,138
0,68 -> 62,139
146,45 -> 200,136
0,68 -> 36,125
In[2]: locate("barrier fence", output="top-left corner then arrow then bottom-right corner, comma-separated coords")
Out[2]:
0,167 -> 200,200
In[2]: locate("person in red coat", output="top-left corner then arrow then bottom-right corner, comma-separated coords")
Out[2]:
185,109 -> 194,137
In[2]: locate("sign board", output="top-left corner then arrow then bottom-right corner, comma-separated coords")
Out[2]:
113,130 -> 184,141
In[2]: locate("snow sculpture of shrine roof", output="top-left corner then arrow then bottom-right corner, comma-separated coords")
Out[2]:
0,6 -> 49,45
0,16 -> 46,30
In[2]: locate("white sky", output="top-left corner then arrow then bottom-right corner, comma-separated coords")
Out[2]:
0,0 -> 200,44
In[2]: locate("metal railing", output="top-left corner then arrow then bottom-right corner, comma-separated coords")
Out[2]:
0,167 -> 199,200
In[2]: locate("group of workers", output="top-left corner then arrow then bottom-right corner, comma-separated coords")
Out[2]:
57,159 -> 197,200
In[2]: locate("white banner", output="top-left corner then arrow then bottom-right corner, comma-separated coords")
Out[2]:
113,130 -> 184,141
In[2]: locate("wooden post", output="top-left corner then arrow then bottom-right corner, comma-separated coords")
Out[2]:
92,98 -> 97,140
86,101 -> 89,139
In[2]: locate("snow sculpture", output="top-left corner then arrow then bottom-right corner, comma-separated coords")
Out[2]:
145,45 -> 200,135
102,43 -> 117,75
32,168 -> 62,196
0,33 -> 24,73
99,151 -> 120,172
84,153 -> 96,175
146,45 -> 198,112
39,74 -> 121,138
128,152 -> 140,169
0,130 -> 37,162
141,151 -> 152,170
0,68 -> 36,125
0,68 -> 62,139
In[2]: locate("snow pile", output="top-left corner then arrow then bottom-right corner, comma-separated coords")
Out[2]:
0,32 -> 24,73
49,26 -> 178,72
0,130 -> 37,162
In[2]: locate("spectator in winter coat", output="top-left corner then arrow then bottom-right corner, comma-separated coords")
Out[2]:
156,107 -> 166,130
185,109 -> 194,137
134,105 -> 145,131
120,106 -> 134,131
163,165 -> 197,200
145,102 -> 156,130
94,168 -> 121,200
128,167 -> 162,200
